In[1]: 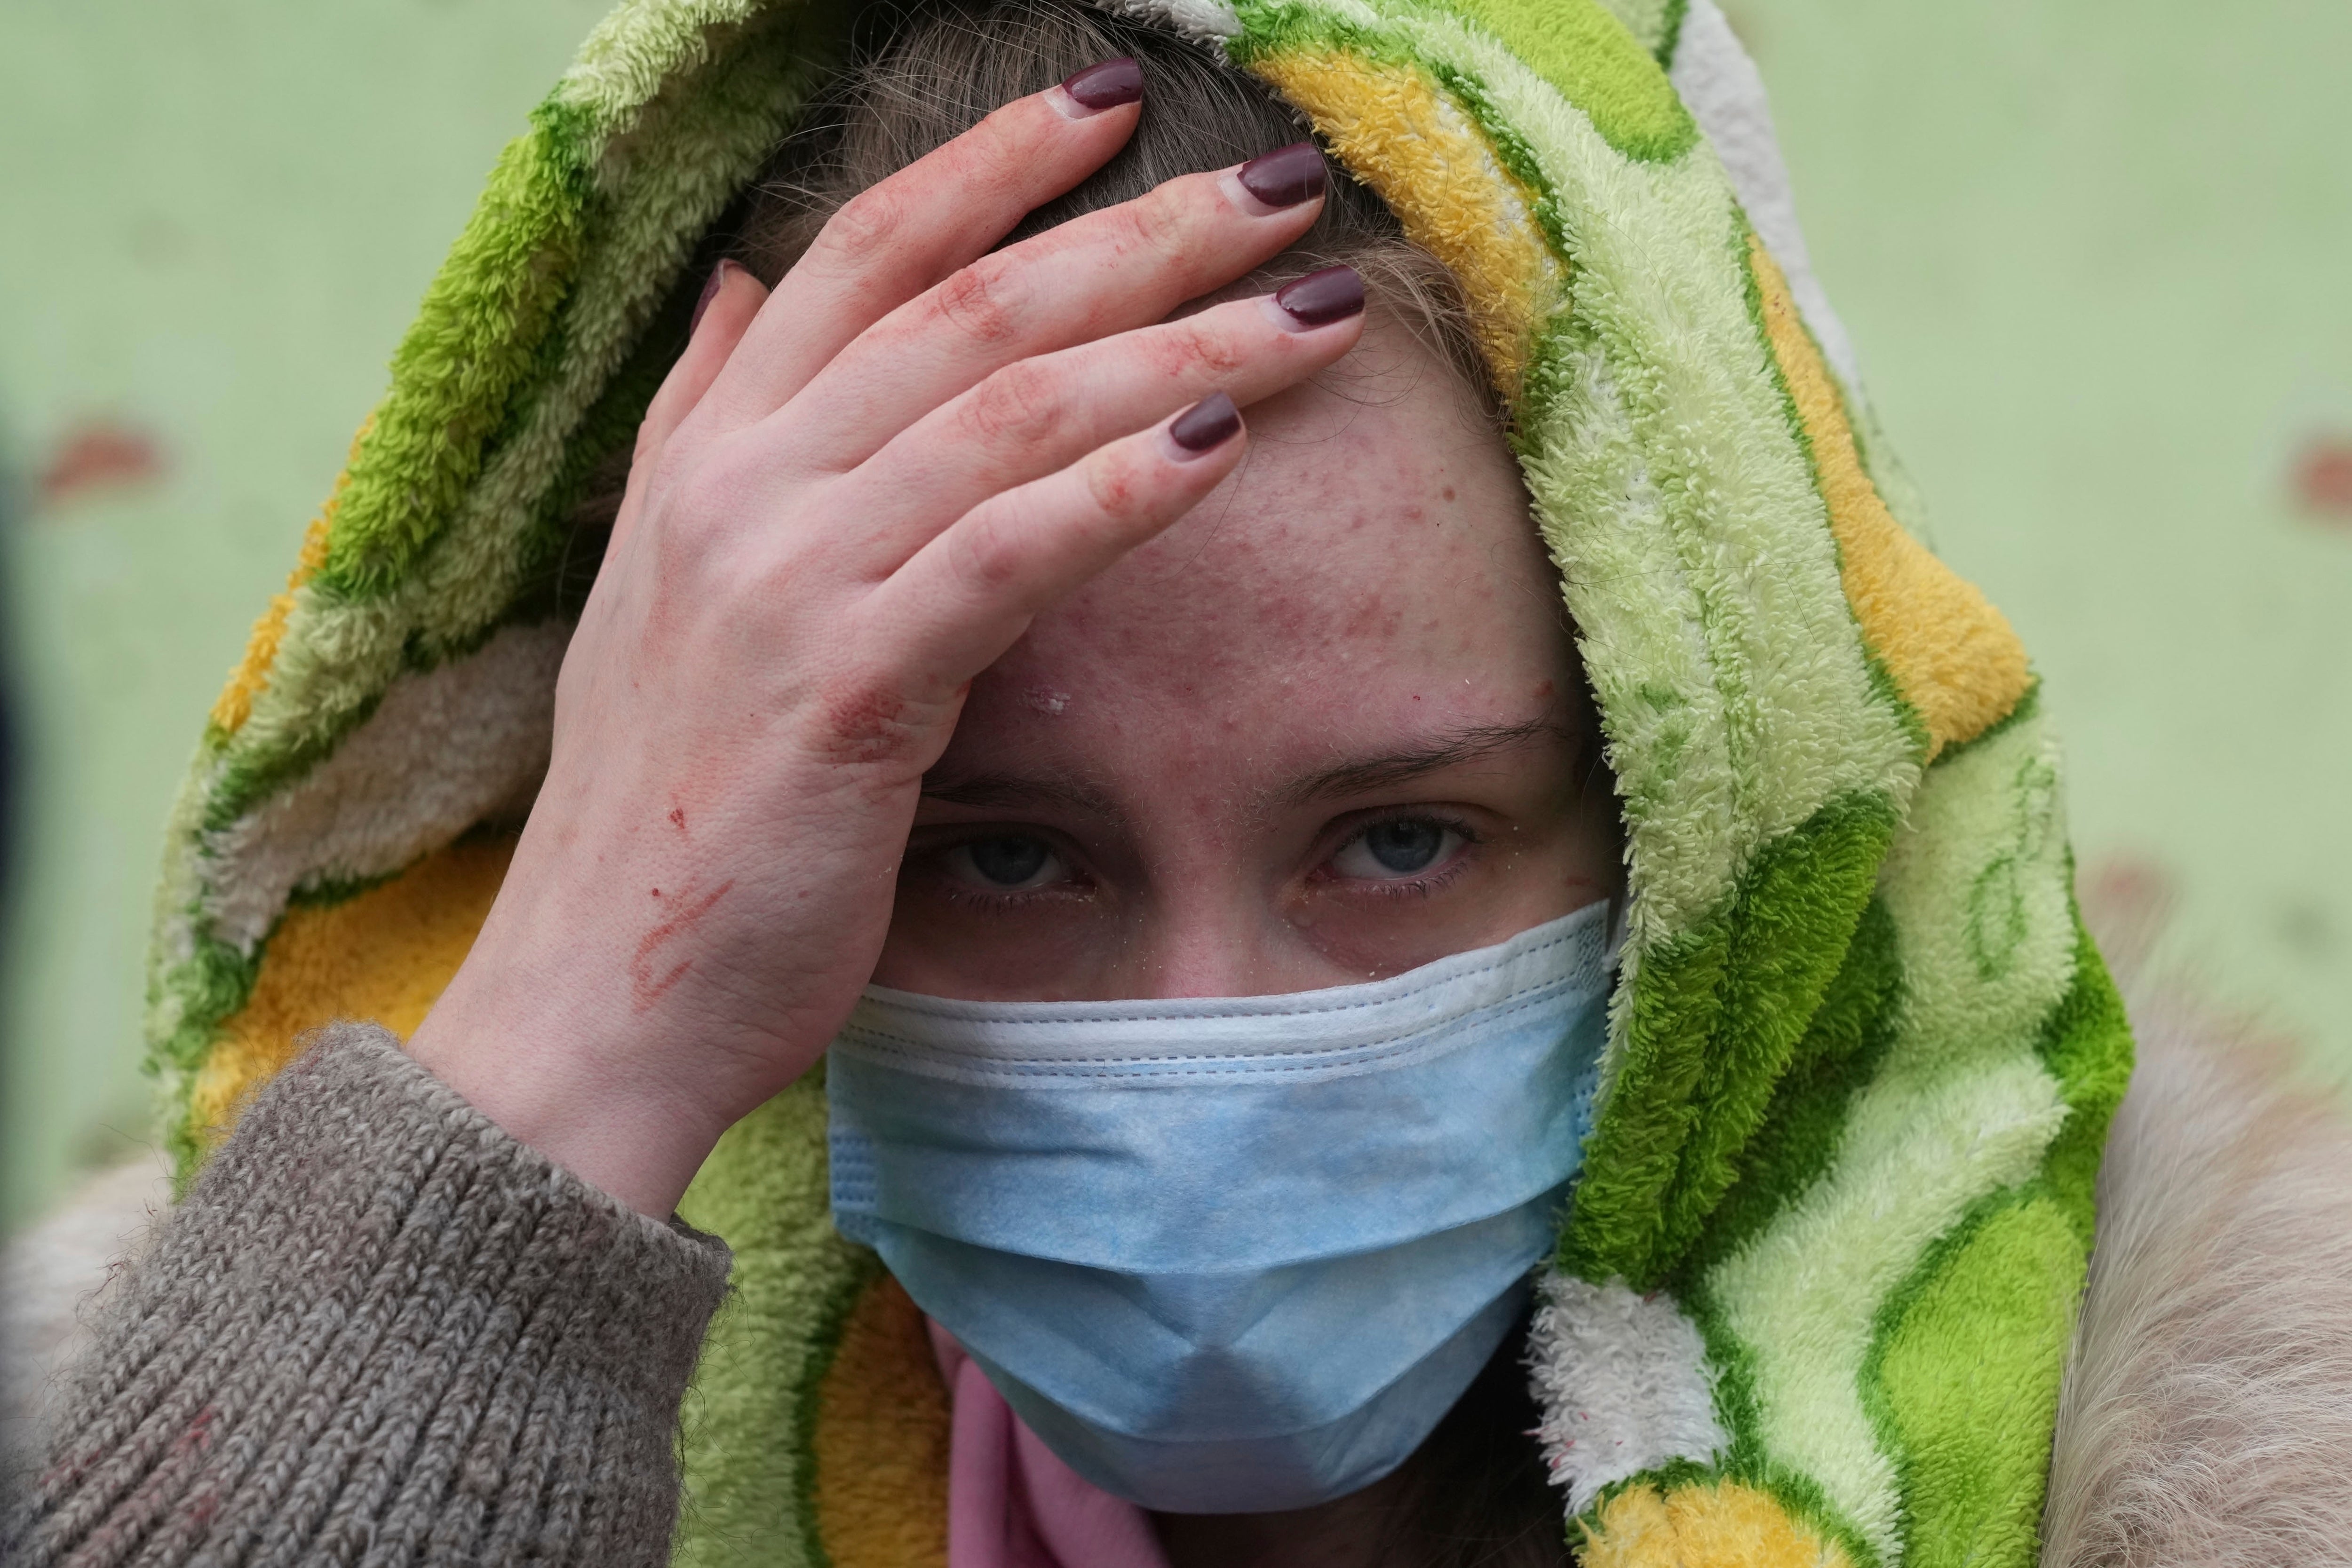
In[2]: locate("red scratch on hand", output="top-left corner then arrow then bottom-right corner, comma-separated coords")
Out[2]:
630,879 -> 732,1011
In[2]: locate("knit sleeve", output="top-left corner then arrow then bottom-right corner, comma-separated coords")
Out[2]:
3,1022 -> 734,1568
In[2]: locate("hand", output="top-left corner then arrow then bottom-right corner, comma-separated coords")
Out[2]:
406,71 -> 1367,1215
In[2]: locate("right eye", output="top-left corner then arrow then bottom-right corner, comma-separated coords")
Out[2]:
944,834 -> 1065,893
1327,816 -> 1468,882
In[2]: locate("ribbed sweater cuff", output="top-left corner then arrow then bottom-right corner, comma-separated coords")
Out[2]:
8,1022 -> 733,1568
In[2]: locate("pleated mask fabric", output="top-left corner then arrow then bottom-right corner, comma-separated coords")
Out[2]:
828,902 -> 1613,1512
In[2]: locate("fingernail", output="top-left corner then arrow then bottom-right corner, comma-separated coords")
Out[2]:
1168,392 -> 1241,458
1057,56 -> 1144,116
690,259 -> 739,334
1236,142 -> 1327,210
1271,265 -> 1365,330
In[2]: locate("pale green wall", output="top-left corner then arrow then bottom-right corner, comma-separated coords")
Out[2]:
0,0 -> 611,1226
1749,0 -> 2352,1079
3,0 -> 2347,1226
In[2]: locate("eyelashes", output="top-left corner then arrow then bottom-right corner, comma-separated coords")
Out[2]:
938,882 -> 1061,913
912,809 -> 1486,910
1318,813 -> 1481,901
928,833 -> 1092,911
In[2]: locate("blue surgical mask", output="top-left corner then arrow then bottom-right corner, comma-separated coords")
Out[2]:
826,902 -> 1612,1514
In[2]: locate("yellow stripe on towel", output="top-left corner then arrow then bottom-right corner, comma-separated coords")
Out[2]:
1749,238 -> 2030,757
813,1273 -> 953,1568
1581,1480 -> 1854,1568
187,835 -> 512,1147
209,417 -> 370,736
1251,50 -> 1561,397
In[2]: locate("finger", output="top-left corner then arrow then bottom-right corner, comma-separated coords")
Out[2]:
699,66 -> 1145,428
774,143 -> 1333,475
838,268 -> 1365,572
862,393 -> 1249,687
606,260 -> 771,562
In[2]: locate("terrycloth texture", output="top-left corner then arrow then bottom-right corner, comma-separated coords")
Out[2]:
930,1323 -> 1172,1568
134,0 -> 2132,1561
3,1023 -> 732,1567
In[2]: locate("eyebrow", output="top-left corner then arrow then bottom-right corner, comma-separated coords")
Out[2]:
1274,719 -> 1569,807
919,771 -> 1126,820
919,719 -> 1569,820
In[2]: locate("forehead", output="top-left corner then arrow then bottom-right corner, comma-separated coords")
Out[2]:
954,324 -> 1574,775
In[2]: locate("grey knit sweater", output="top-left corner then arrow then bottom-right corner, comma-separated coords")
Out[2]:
2,1024 -> 732,1567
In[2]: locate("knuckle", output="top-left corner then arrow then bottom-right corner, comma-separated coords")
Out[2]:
1153,322 -> 1248,382
819,186 -> 908,267
953,116 -> 1030,198
651,438 -> 778,562
950,509 -> 1031,597
810,668 -> 923,769
962,360 -> 1066,446
931,258 -> 1024,348
1119,188 -> 1191,260
1085,450 -> 1149,522
648,483 -> 729,574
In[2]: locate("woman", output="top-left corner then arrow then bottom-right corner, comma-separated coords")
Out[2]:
10,0 -> 2282,1564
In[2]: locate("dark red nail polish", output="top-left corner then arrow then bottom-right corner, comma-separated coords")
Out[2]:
1062,56 -> 1144,112
690,259 -> 736,334
1169,392 -> 1241,456
1237,142 -> 1327,209
1273,265 -> 1365,329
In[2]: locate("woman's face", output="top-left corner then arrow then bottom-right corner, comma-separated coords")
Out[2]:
873,318 -> 1619,1000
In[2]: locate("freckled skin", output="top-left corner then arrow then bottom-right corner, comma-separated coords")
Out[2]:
411,91 -> 1393,1225
875,321 -> 1620,1000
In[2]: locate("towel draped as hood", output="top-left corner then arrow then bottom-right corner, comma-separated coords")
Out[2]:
147,0 -> 2133,1561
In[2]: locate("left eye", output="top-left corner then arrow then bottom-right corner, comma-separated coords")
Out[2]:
945,835 -> 1064,892
1330,818 -> 1463,880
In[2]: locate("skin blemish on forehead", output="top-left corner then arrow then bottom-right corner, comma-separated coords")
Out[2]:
874,316 -> 1619,999
1342,595 -> 1406,642
1025,686 -> 1073,716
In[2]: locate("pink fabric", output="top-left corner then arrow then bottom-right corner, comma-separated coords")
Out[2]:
929,1319 -> 1173,1568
